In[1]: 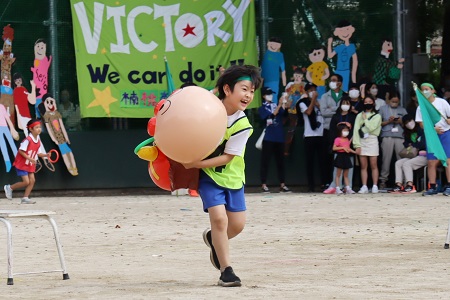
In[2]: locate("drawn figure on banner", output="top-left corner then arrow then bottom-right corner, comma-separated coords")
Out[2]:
13,73 -> 54,172
327,20 -> 358,92
0,102 -> 18,172
0,24 -> 16,124
372,38 -> 405,100
306,46 -> 330,98
31,39 -> 52,119
260,37 -> 286,103
40,94 -> 78,176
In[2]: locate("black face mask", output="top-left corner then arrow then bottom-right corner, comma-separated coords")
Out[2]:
364,103 -> 374,111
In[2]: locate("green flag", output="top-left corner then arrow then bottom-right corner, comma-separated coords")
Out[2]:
414,86 -> 447,167
164,56 -> 175,94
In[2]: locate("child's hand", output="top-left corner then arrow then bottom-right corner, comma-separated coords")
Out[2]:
183,161 -> 200,169
29,158 -> 37,165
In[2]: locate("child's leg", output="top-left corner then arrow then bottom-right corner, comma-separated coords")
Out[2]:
208,206 -> 246,269
335,168 -> 342,188
343,169 -> 350,187
10,175 -> 30,191
23,173 -> 35,198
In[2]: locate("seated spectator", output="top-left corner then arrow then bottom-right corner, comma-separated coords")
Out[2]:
60,89 -> 81,131
378,91 -> 407,189
393,114 -> 427,193
258,87 -> 291,193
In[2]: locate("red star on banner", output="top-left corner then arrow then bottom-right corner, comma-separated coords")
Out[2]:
182,23 -> 196,37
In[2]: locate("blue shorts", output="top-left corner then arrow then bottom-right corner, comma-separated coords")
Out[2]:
427,130 -> 450,160
16,168 -> 29,177
198,172 -> 246,213
58,143 -> 72,155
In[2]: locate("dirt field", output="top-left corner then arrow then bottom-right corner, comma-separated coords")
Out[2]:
1,191 -> 450,299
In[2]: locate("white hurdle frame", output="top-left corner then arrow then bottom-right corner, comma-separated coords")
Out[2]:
0,210 -> 69,285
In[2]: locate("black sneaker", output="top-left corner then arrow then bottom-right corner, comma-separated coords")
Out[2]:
280,186 -> 292,193
392,184 -> 403,192
218,266 -> 241,287
202,229 -> 220,270
261,186 -> 270,193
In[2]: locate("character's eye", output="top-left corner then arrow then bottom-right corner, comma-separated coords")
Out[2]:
158,100 -> 171,115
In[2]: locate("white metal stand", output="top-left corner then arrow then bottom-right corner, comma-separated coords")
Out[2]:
0,210 -> 69,285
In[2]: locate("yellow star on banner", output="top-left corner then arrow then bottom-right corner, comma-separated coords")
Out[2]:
87,86 -> 118,116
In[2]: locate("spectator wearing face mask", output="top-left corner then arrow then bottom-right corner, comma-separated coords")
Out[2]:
258,87 -> 291,193
296,83 -> 327,192
320,73 -> 344,188
353,95 -> 382,194
378,91 -> 408,189
323,95 -> 357,194
348,83 -> 363,115
364,82 -> 386,111
417,83 -> 450,196
392,114 -> 426,193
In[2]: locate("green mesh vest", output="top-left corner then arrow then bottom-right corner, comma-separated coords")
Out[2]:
202,115 -> 253,189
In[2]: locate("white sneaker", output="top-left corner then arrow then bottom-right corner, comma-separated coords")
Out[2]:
345,186 -> 355,194
335,187 -> 343,195
21,197 -> 36,204
4,184 -> 12,200
371,185 -> 379,193
358,185 -> 369,194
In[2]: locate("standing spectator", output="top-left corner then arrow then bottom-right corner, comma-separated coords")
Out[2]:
417,83 -> 450,196
332,123 -> 357,194
353,95 -> 382,193
258,87 -> 290,193
365,82 -> 386,110
393,114 -> 427,193
349,83 -> 363,115
378,91 -> 408,189
296,83 -> 326,192
406,90 -> 419,117
320,74 -> 344,188
323,95 -> 356,194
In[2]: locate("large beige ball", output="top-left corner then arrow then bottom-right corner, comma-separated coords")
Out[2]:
154,86 -> 227,164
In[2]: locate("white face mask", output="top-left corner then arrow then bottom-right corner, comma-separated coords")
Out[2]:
308,91 -> 314,98
329,81 -> 337,90
422,90 -> 432,99
370,88 -> 378,96
265,94 -> 273,102
342,131 -> 350,137
349,90 -> 360,98
405,121 -> 415,130
341,104 -> 350,112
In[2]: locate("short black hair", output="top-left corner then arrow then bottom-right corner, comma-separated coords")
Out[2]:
35,38 -> 47,45
336,20 -> 352,28
330,73 -> 343,83
215,65 -> 262,100
180,82 -> 197,89
309,46 -> 326,54
268,37 -> 282,44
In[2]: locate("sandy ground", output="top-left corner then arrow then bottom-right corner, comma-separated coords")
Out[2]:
1,191 -> 450,299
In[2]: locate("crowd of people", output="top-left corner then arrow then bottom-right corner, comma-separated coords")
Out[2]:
257,73 -> 450,196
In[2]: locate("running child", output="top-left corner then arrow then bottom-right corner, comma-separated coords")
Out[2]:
183,65 -> 262,287
333,122 -> 356,194
4,119 -> 48,204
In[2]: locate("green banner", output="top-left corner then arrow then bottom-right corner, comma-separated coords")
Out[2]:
70,0 -> 258,118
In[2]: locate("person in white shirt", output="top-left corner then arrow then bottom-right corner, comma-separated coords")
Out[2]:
416,83 -> 450,196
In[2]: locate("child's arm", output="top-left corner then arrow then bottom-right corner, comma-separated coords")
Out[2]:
183,153 -> 234,169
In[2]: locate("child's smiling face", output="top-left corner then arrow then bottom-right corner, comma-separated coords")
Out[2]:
223,80 -> 255,114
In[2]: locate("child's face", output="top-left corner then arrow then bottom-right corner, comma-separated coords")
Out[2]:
308,49 -> 325,63
382,40 -> 393,53
14,78 -> 22,87
29,124 -> 42,136
267,41 -> 281,52
293,73 -> 303,83
34,42 -> 46,60
224,80 -> 255,112
333,25 -> 355,42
